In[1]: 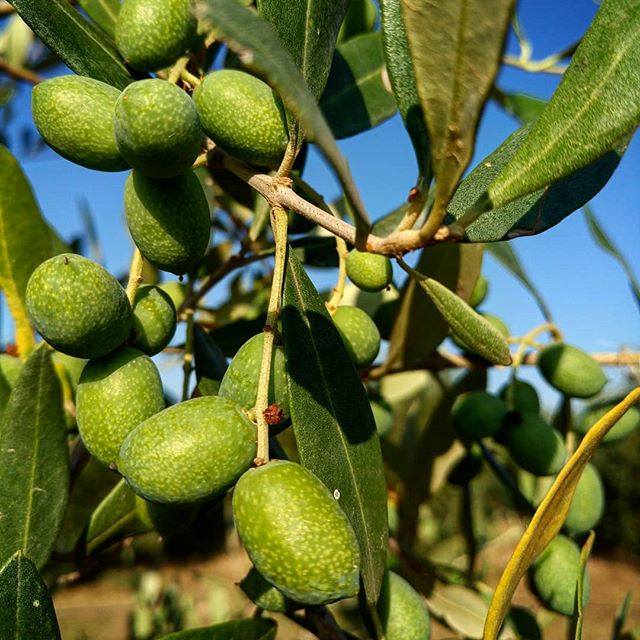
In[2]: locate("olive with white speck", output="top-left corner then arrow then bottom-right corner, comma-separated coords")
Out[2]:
332,305 -> 381,368
377,571 -> 431,640
130,285 -> 177,355
346,249 -> 393,293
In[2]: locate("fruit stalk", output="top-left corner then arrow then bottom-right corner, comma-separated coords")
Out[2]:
125,247 -> 145,306
181,308 -> 195,402
510,321 -> 563,371
325,237 -> 349,314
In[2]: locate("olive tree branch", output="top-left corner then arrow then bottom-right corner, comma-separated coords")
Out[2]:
0,57 -> 43,84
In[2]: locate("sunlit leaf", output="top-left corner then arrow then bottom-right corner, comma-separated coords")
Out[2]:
428,583 -> 488,640
492,88 -> 547,124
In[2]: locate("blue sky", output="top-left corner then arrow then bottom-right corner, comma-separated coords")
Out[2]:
2,0 -> 638,407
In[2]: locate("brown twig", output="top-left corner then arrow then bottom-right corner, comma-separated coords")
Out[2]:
0,57 -> 43,84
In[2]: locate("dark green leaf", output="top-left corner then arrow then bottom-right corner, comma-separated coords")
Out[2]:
480,0 -> 640,213
611,592 -> 633,640
256,0 -> 348,101
195,0 -> 371,236
282,250 -> 387,605
371,203 -> 407,237
485,242 -> 553,322
446,124 -> 627,242
292,235 -> 338,267
0,552 -> 61,640
8,0 -> 134,89
194,325 -> 228,383
320,32 -> 397,139
337,0 -> 377,43
492,88 -> 547,124
379,0 -> 431,179
0,347 -> 69,569
78,0 -> 121,38
210,316 -> 267,358
159,618 -> 276,640
583,205 -> 640,310
385,244 -> 483,372
400,0 -> 514,214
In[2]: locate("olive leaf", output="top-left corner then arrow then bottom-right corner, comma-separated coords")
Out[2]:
492,87 -> 547,124
571,531 -> 595,640
78,0 -> 121,38
483,388 -> 640,640
158,619 -> 276,640
8,0 -> 135,89
0,552 -> 61,640
282,250 -> 388,605
427,583 -> 488,640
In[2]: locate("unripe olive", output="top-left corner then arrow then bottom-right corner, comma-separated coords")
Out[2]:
115,0 -> 199,72
469,273 -> 488,308
537,342 -> 606,398
31,76 -> 128,172
563,463 -> 605,535
452,391 -> 507,439
239,567 -> 300,613
218,333 -> 289,422
125,170 -> 211,275
377,571 -> 431,640
135,495 -> 198,536
529,535 -> 589,616
576,402 -> 640,443
114,79 -> 202,178
76,346 -> 165,467
26,254 -> 132,359
233,460 -> 360,605
194,70 -> 289,168
118,396 -> 256,503
333,305 -> 381,368
130,285 -> 177,355
346,249 -> 393,293
499,378 -> 540,414
503,413 -> 567,476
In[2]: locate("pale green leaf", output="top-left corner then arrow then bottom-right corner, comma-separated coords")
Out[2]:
428,583 -> 488,640
159,619 -> 276,640
0,15 -> 33,67
78,0 -> 121,38
492,88 -> 547,124
571,531 -> 595,640
337,0 -> 377,43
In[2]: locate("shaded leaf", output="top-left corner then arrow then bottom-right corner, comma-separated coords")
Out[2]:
446,124 -> 627,242
196,0 -> 370,236
159,618 -> 276,640
583,205 -> 640,310
337,0 -> 377,43
427,583 -> 488,640
0,552 -> 61,640
78,0 -> 121,38
321,32 -> 397,139
8,0 -> 134,89
371,202 -> 407,237
194,324 -> 228,388
485,242 -> 552,322
484,388 -> 640,640
379,0 -> 430,179
400,0 -> 514,216
282,250 -> 387,605
611,592 -> 633,640
571,531 -> 595,640
479,0 -> 640,214
0,347 -> 69,569
492,88 -> 547,124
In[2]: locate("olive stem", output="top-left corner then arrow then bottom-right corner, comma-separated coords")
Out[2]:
276,136 -> 300,179
125,248 -> 145,306
325,237 -> 349,315
254,205 -> 288,464
0,57 -> 43,84
510,321 -> 564,376
181,308 -> 195,402
191,151 -> 210,170
395,184 -> 427,232
167,55 -> 191,84
181,68 -> 201,87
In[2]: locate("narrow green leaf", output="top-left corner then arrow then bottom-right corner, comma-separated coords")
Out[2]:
159,618 -> 276,640
320,32 -> 397,139
485,242 -> 553,322
379,0 -> 431,179
8,0 -> 134,89
484,388 -> 640,640
78,0 -> 121,38
492,88 -> 547,124
400,0 -> 515,214
408,270 -> 511,366
256,0 -> 348,101
337,0 -> 377,43
282,250 -> 387,605
571,531 -> 595,640
0,347 -> 69,569
371,202 -> 407,237
0,552 -> 61,640
611,592 -> 633,640
194,324 -> 228,386
480,0 -> 640,213
385,244 -> 483,372
446,124 -> 627,242
583,205 -> 640,310
427,583 -> 488,640
195,0 -> 371,236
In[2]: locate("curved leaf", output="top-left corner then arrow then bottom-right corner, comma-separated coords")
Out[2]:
0,347 -> 69,569
78,0 -> 121,38
159,619 -> 276,640
571,531 -> 595,640
0,552 -> 61,640
320,32 -> 397,139
8,0 -> 134,89
428,583 -> 488,640
479,0 -> 640,214
492,88 -> 547,124
282,250 -> 387,605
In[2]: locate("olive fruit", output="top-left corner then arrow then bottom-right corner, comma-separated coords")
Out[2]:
503,413 -> 567,476
194,70 -> 289,168
469,273 -> 489,308
115,0 -> 199,72
125,170 -> 210,275
219,333 -> 289,421
452,391 -> 506,439
114,79 -> 202,178
26,254 -> 132,359
563,463 -> 605,535
529,535 -> 589,616
130,285 -> 177,356
32,76 -> 128,172
332,305 -> 381,368
499,378 -> 540,414
240,567 -> 300,613
576,402 -> 640,443
76,346 -> 165,467
118,396 -> 256,503
377,571 -> 431,640
537,342 -> 606,398
346,249 -> 393,293
233,460 -> 360,605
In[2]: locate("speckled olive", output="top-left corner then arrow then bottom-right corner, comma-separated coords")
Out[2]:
377,571 -> 431,640
233,460 -> 360,605
239,567 -> 300,613
346,249 -> 393,293
563,463 -> 605,535
332,305 -> 381,368
499,378 -> 541,414
469,274 -> 488,308
130,285 -> 177,355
